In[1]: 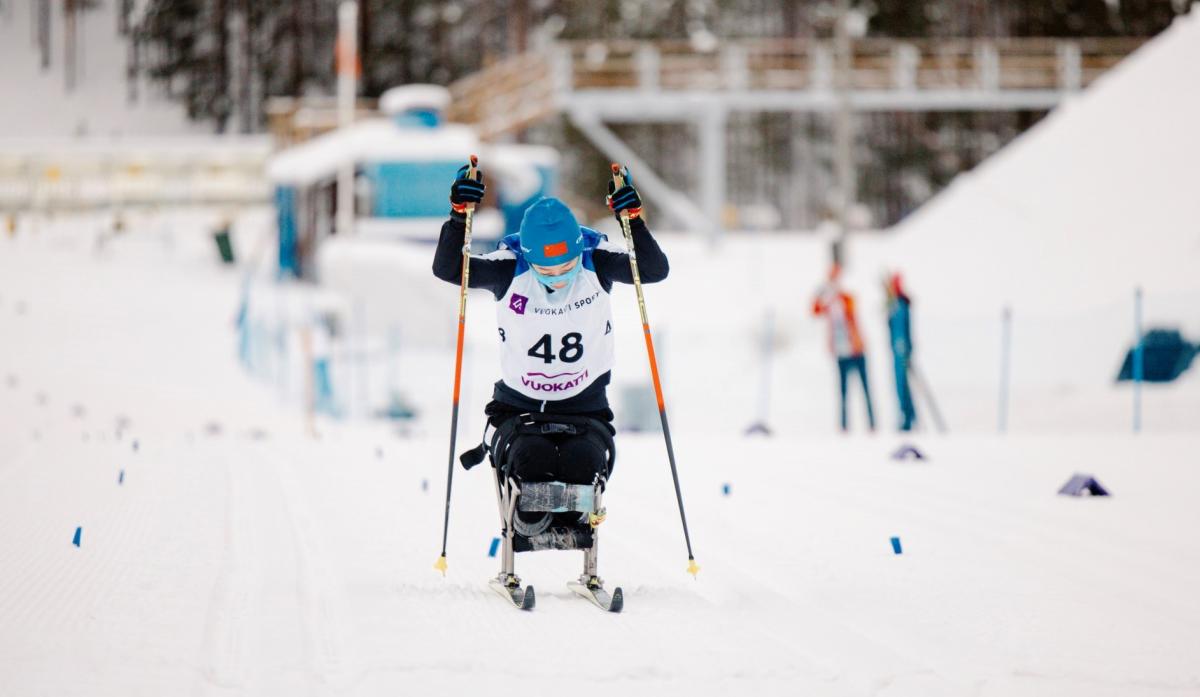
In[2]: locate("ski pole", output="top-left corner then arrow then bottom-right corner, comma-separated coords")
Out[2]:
611,163 -> 700,578
998,305 -> 1012,434
435,154 -> 478,576
908,361 -> 946,434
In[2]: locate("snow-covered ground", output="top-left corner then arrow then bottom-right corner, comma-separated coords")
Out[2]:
3,7 -> 1200,695
2,210 -> 1198,696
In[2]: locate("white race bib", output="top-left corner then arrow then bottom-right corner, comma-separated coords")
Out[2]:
497,264 -> 615,401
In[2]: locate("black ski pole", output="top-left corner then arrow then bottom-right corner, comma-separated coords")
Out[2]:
908,361 -> 947,434
611,163 -> 699,578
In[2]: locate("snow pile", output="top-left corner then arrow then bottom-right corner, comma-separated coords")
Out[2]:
887,10 -> 1200,316
379,84 -> 452,116
266,120 -> 478,186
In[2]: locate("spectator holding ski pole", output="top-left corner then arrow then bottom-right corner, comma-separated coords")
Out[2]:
812,264 -> 876,432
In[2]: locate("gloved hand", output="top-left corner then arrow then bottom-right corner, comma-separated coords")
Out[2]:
450,162 -> 485,215
607,167 -> 642,220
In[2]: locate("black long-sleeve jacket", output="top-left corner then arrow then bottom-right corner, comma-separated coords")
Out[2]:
432,212 -> 669,420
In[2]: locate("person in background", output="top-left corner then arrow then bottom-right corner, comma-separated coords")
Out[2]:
884,272 -> 916,431
812,264 -> 875,432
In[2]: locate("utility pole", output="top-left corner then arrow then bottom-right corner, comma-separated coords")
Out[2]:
832,0 -> 857,259
336,1 -> 358,238
509,0 -> 529,54
37,0 -> 51,70
238,0 -> 254,134
64,0 -> 78,91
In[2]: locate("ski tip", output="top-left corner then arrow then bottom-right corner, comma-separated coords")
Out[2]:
433,555 -> 448,576
522,586 -> 536,611
687,559 -> 700,578
609,587 -> 624,613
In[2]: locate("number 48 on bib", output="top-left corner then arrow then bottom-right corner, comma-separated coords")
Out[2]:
527,333 -> 584,364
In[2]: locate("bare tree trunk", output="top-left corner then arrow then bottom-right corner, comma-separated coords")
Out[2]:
127,24 -> 139,103
433,6 -> 448,84
508,0 -> 529,55
37,0 -> 51,69
214,0 -> 229,133
358,0 -> 372,95
118,0 -> 132,35
781,0 -> 803,38
64,0 -> 77,91
239,0 -> 253,133
290,0 -> 302,95
397,0 -> 411,84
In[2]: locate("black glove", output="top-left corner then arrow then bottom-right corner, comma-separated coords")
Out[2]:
450,163 -> 485,214
607,167 -> 642,220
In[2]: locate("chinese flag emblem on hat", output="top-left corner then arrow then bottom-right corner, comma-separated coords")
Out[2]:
543,241 -> 568,257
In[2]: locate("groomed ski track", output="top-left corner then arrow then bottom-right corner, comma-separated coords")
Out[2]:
1,223 -> 1198,696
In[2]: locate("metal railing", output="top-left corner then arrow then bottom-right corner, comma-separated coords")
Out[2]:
446,37 -> 1142,138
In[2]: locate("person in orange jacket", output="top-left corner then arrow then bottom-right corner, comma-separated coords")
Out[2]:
812,264 -> 876,432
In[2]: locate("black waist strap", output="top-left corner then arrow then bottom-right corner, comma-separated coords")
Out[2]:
459,412 -> 616,475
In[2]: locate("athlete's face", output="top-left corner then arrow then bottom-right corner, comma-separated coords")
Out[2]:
530,257 -> 580,289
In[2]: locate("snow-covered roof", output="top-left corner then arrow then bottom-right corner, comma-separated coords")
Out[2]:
487,143 -> 561,170
379,84 -> 452,116
266,119 -> 479,185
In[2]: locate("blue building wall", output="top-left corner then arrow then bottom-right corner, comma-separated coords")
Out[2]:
366,161 -> 463,218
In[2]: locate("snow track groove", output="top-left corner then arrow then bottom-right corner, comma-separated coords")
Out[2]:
198,447 -> 262,692
257,442 -> 362,692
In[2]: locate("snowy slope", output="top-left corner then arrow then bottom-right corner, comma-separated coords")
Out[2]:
885,10 -> 1200,315
2,211 -> 1199,696
835,10 -> 1200,434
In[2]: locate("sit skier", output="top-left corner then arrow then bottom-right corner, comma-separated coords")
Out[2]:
432,162 -> 668,607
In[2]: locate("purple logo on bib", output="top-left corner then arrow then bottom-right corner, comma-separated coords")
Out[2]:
509,294 -> 528,315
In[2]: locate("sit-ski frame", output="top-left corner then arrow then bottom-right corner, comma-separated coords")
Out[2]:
491,466 -> 621,611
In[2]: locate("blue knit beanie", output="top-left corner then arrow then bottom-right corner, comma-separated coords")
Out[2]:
518,198 -> 583,266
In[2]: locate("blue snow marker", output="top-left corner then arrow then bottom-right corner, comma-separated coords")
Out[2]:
721,483 -> 731,496
488,537 -> 500,558
132,439 -> 139,452
72,527 -> 82,547
890,536 -> 903,554
421,479 -> 429,492
118,470 -> 124,485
